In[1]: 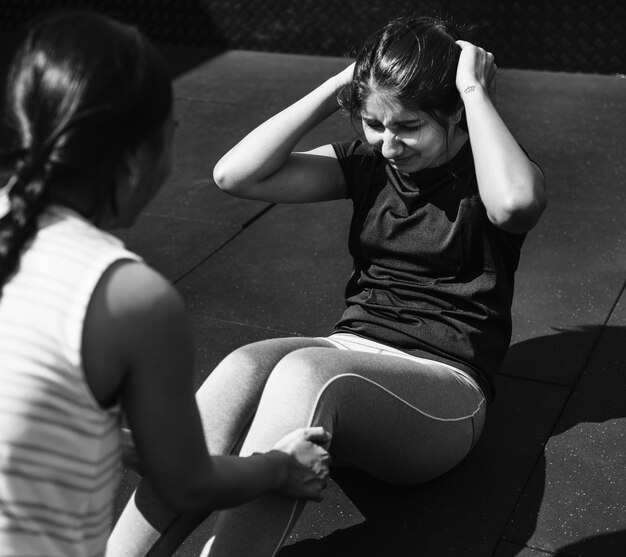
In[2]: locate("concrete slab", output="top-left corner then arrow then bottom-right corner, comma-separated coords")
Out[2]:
495,71 -> 626,386
176,200 -> 353,336
502,294 -> 626,555
190,312 -> 304,387
505,205 -> 625,386
142,97 -> 271,226
112,214 -> 238,283
172,51 -> 356,163
173,50 -> 351,108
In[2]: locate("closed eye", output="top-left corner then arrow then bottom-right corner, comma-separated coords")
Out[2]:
362,120 -> 423,133
363,120 -> 384,131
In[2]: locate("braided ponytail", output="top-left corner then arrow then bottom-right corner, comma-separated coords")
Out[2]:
0,159 -> 49,290
0,10 -> 172,297
0,110 -> 72,291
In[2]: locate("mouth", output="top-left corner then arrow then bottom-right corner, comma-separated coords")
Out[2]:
389,155 -> 416,168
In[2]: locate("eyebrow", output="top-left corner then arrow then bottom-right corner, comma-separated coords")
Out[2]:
361,115 -> 423,125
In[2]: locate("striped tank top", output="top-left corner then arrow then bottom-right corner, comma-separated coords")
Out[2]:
0,204 -> 141,556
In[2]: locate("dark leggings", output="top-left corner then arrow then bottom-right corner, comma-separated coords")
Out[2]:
107,335 -> 485,557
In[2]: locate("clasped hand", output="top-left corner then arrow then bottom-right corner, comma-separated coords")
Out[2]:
272,426 -> 332,502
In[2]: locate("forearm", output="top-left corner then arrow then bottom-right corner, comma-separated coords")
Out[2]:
158,451 -> 291,513
463,86 -> 546,232
213,75 -> 342,191
124,372 -> 292,514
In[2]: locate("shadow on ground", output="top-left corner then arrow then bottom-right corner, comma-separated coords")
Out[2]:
279,326 -> 626,556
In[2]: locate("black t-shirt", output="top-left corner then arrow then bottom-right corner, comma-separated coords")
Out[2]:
332,139 -> 526,402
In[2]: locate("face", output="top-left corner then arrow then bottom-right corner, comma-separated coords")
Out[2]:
114,114 -> 176,227
361,92 -> 453,174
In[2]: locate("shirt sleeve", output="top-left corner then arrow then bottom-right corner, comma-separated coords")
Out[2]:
332,139 -> 381,204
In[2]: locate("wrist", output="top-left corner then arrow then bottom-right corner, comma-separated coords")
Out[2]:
459,83 -> 489,104
252,450 -> 291,490
333,63 -> 354,89
321,76 -> 344,105
462,84 -> 478,95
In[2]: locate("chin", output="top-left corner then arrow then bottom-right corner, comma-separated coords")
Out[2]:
394,162 -> 425,174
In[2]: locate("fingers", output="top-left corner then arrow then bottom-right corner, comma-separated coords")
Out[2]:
455,40 -> 495,63
309,471 -> 331,502
306,446 -> 331,475
279,462 -> 331,502
302,426 -> 321,439
302,426 -> 332,446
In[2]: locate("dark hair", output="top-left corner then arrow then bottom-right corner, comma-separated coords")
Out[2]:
340,16 -> 469,130
0,10 -> 173,293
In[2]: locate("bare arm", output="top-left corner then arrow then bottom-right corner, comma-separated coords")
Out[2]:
213,64 -> 355,203
82,261 -> 330,513
456,41 -> 547,234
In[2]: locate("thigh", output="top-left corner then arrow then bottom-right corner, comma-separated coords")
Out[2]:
241,348 -> 486,484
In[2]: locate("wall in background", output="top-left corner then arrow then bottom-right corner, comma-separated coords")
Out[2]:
0,0 -> 624,74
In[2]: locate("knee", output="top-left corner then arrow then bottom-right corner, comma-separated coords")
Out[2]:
216,343 -> 265,375
259,349 -> 336,408
196,343 -> 269,400
260,349 -> 338,428
205,345 -> 258,385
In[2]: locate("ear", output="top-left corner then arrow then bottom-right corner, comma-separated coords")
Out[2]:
116,148 -> 141,193
450,105 -> 464,125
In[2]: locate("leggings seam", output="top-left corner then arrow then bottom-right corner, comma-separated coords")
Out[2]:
271,503 -> 300,557
307,373 -> 484,423
271,371 -> 485,555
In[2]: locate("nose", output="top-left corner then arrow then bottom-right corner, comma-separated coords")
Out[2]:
380,129 -> 403,159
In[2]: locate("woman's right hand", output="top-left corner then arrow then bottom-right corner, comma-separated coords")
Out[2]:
271,427 -> 332,501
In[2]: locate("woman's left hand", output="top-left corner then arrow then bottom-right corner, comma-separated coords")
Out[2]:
455,40 -> 497,96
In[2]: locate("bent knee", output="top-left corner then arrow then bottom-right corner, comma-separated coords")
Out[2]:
196,342 -> 274,399
215,344 -> 266,376
269,348 -> 336,387
259,349 -> 344,410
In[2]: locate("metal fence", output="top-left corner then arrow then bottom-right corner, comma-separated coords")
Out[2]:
0,0 -> 624,74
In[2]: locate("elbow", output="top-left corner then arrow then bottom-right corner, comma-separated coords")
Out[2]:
485,163 -> 547,234
213,159 -> 250,198
212,160 -> 237,195
488,191 -> 547,234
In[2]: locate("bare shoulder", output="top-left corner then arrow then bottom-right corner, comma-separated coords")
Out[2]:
82,260 -> 192,406
103,260 -> 185,318
95,260 -> 192,357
